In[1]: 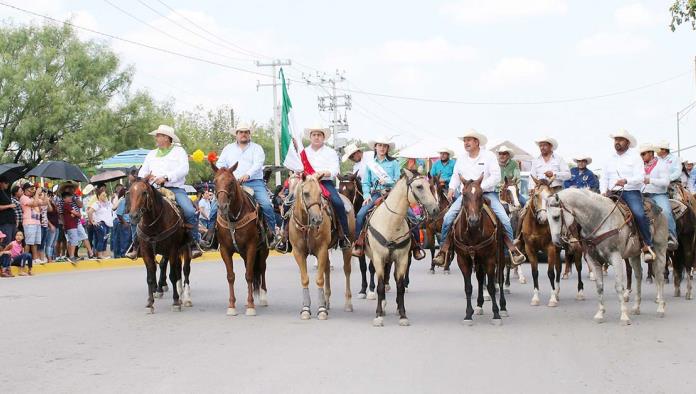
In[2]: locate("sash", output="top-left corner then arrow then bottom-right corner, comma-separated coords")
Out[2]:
365,158 -> 392,183
644,158 -> 658,175
300,149 -> 330,198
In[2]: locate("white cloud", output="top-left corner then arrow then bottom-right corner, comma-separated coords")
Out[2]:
479,57 -> 547,88
379,37 -> 478,64
576,32 -> 651,56
614,3 -> 661,29
440,0 -> 567,24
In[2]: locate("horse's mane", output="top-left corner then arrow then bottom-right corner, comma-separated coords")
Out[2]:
134,178 -> 164,205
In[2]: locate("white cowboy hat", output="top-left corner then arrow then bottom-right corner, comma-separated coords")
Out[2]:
458,128 -> 488,146
496,145 -> 515,158
573,155 -> 592,165
149,125 -> 180,144
368,135 -> 396,151
535,136 -> 558,150
341,143 -> 363,162
638,143 -> 655,154
234,122 -> 253,133
655,140 -> 670,150
82,184 -> 95,196
437,147 -> 455,156
609,129 -> 637,148
303,123 -> 331,140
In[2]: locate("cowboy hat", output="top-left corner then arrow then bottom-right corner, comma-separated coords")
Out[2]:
655,140 -> 670,150
303,123 -> 331,140
458,128 -> 488,146
368,135 -> 396,151
149,125 -> 180,144
573,155 -> 592,165
496,145 -> 515,158
535,136 -> 558,150
341,143 -> 363,162
234,122 -> 253,133
438,147 -> 455,156
638,143 -> 656,154
82,184 -> 95,196
57,181 -> 78,196
609,129 -> 637,148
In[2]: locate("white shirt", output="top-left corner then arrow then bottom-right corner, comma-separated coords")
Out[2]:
303,145 -> 340,180
448,149 -> 500,193
531,153 -> 571,188
198,198 -> 211,220
138,145 -> 189,188
90,200 -> 114,227
352,151 -> 374,180
599,148 -> 644,193
642,159 -> 670,194
217,141 -> 265,180
658,152 -> 682,182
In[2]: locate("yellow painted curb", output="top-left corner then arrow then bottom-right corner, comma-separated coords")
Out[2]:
6,250 -> 283,276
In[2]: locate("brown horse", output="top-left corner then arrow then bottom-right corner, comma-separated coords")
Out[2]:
521,177 -> 563,307
338,172 -> 371,297
129,180 -> 192,314
451,175 -> 507,325
427,175 -> 453,274
499,176 -> 527,287
213,163 -> 269,316
287,175 -> 355,320
668,183 -> 695,299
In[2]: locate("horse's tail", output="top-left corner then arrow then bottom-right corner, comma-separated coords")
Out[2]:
252,249 -> 265,292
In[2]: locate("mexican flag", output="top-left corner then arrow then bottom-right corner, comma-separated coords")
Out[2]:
279,68 -> 303,172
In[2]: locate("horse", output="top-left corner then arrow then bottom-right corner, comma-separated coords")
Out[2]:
547,188 -> 668,324
427,175 -> 453,274
213,162 -> 269,316
667,182 -> 696,299
521,177 -> 567,307
366,169 -> 439,327
287,174 -> 356,320
499,176 -> 527,287
154,256 -> 169,298
450,175 -> 507,325
338,172 -> 371,297
128,179 -> 192,314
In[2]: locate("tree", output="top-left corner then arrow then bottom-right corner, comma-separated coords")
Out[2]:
670,0 -> 696,31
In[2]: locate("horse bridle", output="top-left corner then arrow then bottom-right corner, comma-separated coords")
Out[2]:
133,182 -> 163,227
216,188 -> 243,222
382,174 -> 430,220
339,177 -> 363,206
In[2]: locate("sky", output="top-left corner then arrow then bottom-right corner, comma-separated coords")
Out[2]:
2,0 -> 696,167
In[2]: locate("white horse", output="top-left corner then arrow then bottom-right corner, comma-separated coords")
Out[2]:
547,188 -> 668,325
366,169 -> 440,327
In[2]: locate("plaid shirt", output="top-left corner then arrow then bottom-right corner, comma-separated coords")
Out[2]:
11,197 -> 22,226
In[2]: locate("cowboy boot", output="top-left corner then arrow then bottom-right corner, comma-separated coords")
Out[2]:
642,245 -> 656,263
513,206 -> 526,250
275,222 -> 292,254
190,241 -> 204,259
504,236 -> 526,266
432,238 -> 451,267
352,230 -> 366,257
667,234 -> 678,251
124,242 -> 138,260
411,235 -> 426,261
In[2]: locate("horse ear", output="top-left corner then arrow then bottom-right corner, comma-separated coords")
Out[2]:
210,161 -> 219,173
475,174 -> 483,185
530,175 -> 539,186
504,176 -> 509,184
231,162 -> 239,173
301,172 -> 307,181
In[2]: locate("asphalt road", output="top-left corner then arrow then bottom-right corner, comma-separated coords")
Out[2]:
3,252 -> 696,393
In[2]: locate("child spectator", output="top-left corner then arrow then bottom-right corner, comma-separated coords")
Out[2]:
62,191 -> 95,264
1,231 -> 34,276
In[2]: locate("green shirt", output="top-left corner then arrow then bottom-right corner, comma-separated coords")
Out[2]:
498,159 -> 520,191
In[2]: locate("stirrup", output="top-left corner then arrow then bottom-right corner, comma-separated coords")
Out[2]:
351,244 -> 365,258
510,248 -> 526,266
642,246 -> 656,263
432,251 -> 448,266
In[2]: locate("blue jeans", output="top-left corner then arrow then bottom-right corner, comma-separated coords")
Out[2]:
2,253 -> 32,268
441,191 -> 513,241
113,222 -> 131,257
518,193 -> 528,207
94,222 -> 110,252
45,226 -> 58,260
644,193 -> 676,238
38,226 -> 48,253
170,187 -> 200,242
621,190 -> 652,246
244,179 -> 276,230
356,192 -> 381,238
0,223 -> 15,248
321,180 -> 349,235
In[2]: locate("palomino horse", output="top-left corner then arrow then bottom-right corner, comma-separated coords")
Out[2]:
338,172 -> 371,297
548,188 -> 668,324
129,180 -> 192,313
451,175 -> 507,325
366,169 -> 439,327
287,175 -> 355,320
668,182 -> 695,299
213,163 -> 269,316
499,177 -> 527,287
427,175 -> 453,274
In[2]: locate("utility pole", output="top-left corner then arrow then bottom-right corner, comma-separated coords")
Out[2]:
256,59 -> 291,186
304,70 -> 351,149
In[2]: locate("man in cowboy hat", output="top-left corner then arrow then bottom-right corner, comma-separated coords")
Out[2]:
216,122 -> 278,247
432,129 -> 526,266
342,142 -> 374,180
655,140 -> 682,183
600,129 -> 656,262
496,145 -> 526,205
639,143 -> 678,250
564,155 -> 599,191
132,125 -> 203,259
430,148 -> 456,185
531,136 -> 570,191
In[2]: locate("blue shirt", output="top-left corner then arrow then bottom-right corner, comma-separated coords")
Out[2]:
564,167 -> 599,190
362,157 -> 401,197
217,141 -> 265,180
429,159 -> 456,183
115,198 -> 130,223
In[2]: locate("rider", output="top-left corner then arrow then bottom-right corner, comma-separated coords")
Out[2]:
432,129 -> 526,266
430,148 -> 456,185
640,143 -> 678,251
496,145 -> 525,206
564,155 -> 599,192
216,122 -> 278,247
599,129 -> 655,262
342,142 -> 373,180
134,125 -> 203,259
655,140 -> 682,183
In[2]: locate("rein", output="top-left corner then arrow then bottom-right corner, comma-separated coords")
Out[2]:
215,182 -> 259,252
135,183 -> 183,248
451,199 -> 498,262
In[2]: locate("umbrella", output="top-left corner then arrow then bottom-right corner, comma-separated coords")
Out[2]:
0,163 -> 30,184
90,170 -> 127,184
100,149 -> 150,170
26,160 -> 88,182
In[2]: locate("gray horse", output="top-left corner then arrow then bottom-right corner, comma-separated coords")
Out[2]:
546,188 -> 668,325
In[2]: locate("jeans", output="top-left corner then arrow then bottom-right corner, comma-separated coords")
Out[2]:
244,179 -> 276,230
94,222 -> 110,252
321,180 -> 349,235
644,193 -> 676,238
170,187 -> 200,242
441,191 -> 513,241
38,226 -> 48,253
356,192 -> 381,238
621,190 -> 652,246
113,222 -> 131,257
86,223 -> 96,248
518,193 -> 528,207
45,226 -> 58,260
3,253 -> 32,268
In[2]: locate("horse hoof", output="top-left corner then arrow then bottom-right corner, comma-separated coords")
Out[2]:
226,308 -> 238,316
561,273 -> 569,280
576,292 -> 585,301
381,300 -> 387,311
530,299 -> 540,306
366,292 -> 376,300
500,310 -> 509,318
358,292 -> 366,299
621,318 -> 631,326
259,299 -> 269,307
428,269 -> 435,275
172,305 -> 182,312
589,272 -> 596,281
300,310 -> 311,320
548,299 -> 558,307
385,285 -> 391,292
344,304 -> 353,312
183,301 -> 193,307
474,306 -> 483,315
318,309 -> 328,320
462,319 -> 474,326
674,290 -> 681,298
154,292 -> 163,299
145,306 -> 154,314
492,318 -> 503,326
372,317 -> 384,327
646,277 -> 653,284
686,293 -> 693,300
162,285 -> 169,292
519,277 -> 527,284
399,318 -> 410,326
246,308 -> 257,316
443,270 -> 451,275
631,307 -> 641,315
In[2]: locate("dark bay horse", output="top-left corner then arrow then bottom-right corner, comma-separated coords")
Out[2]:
668,183 -> 695,299
427,175 -> 453,274
338,172 -> 371,297
129,180 -> 192,314
213,163 -> 269,316
499,176 -> 527,288
451,175 -> 507,325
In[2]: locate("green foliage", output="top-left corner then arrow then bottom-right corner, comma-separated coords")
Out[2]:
670,0 -> 696,31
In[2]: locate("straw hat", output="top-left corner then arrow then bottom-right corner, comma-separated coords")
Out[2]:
458,129 -> 488,146
149,125 -> 180,144
655,140 -> 670,150
82,184 -> 95,196
438,147 -> 455,157
639,143 -> 656,154
609,129 -> 637,148
303,123 -> 331,140
341,143 -> 363,162
535,136 -> 558,150
496,145 -> 515,158
234,122 -> 253,133
573,155 -> 593,165
368,135 -> 396,151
